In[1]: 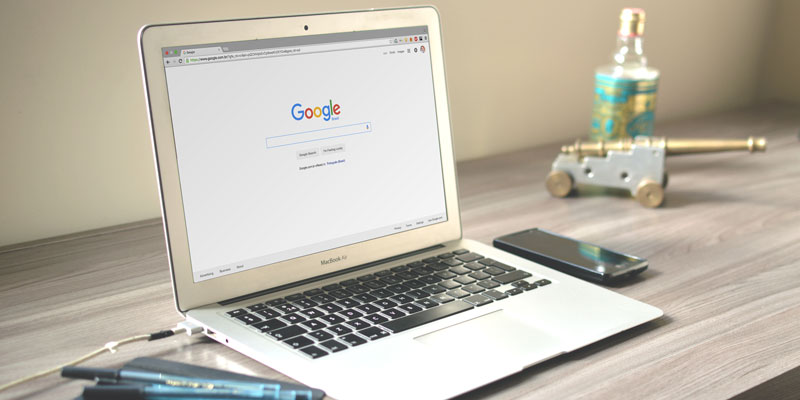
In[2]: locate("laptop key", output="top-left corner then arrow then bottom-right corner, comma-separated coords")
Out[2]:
318,303 -> 343,314
295,299 -> 318,309
454,276 -> 476,285
284,335 -> 314,349
429,262 -> 450,271
381,301 -> 473,333
363,280 -> 386,289
535,279 -> 552,286
269,325 -> 307,340
386,284 -> 410,294
422,257 -> 439,264
309,330 -> 334,341
299,345 -> 328,359
276,304 -> 300,314
227,308 -> 247,317
477,280 -> 500,289
449,266 -> 471,275
453,249 -> 469,255
399,303 -> 422,314
371,289 -> 394,298
431,294 -> 454,303
441,258 -> 463,267
505,288 -> 524,296
322,283 -> 341,291
340,279 -> 358,287
407,261 -> 426,268
364,313 -> 389,324
456,253 -> 484,263
417,275 -> 441,285
329,289 -> 354,299
285,293 -> 305,302
469,271 -> 491,281
256,309 -> 281,319
404,280 -> 426,289
339,309 -> 364,320
438,280 -> 460,290
493,270 -> 533,284
311,294 -> 336,304
357,274 -> 376,282
483,266 -> 506,276
493,262 -> 516,272
395,271 -> 416,280
435,271 -> 457,280
461,284 -> 485,294
406,290 -> 429,299
282,313 -> 306,324
320,314 -> 345,325
328,324 -> 353,336
353,293 -> 377,303
344,318 -> 371,330
320,339 -> 348,352
482,289 -> 508,300
359,326 -> 390,341
464,262 -> 486,271
423,285 -> 446,294
437,252 -> 455,259
446,289 -> 470,299
235,314 -> 263,325
336,298 -> 360,309
347,285 -> 370,295
412,266 -> 434,276
301,320 -> 326,331
374,299 -> 398,309
374,269 -> 393,277
391,294 -> 414,304
415,298 -> 438,309
380,275 -> 403,285
463,294 -> 492,307
254,318 -> 287,332
479,258 -> 496,266
266,298 -> 287,306
391,265 -> 410,273
303,288 -> 324,297
247,303 -> 267,312
356,303 -> 381,314
382,308 -> 406,319
340,334 -> 367,347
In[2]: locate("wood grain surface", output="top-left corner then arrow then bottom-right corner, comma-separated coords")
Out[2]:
1,105 -> 799,399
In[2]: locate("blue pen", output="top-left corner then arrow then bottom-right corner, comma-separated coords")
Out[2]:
81,383 -> 307,400
62,367 -> 312,400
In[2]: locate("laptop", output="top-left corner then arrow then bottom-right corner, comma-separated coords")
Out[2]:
139,7 -> 662,399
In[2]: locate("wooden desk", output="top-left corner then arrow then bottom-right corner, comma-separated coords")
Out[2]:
2,105 -> 799,399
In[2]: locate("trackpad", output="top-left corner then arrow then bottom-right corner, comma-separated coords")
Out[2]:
414,310 -> 564,366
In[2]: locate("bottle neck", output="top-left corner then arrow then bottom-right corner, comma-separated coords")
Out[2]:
613,35 -> 647,67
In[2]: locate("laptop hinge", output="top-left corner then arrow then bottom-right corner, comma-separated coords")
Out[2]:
218,243 -> 445,306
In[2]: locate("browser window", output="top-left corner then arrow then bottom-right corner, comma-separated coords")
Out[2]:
162,27 -> 446,282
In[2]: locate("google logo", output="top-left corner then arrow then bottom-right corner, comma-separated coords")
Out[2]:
292,100 -> 341,121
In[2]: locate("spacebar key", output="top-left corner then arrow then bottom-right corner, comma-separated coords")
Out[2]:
381,301 -> 473,333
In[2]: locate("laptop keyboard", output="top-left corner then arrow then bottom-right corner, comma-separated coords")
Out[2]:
225,249 -> 551,359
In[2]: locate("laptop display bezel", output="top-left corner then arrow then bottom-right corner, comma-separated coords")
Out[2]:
139,7 -> 461,312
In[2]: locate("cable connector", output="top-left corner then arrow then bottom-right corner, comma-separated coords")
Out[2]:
176,320 -> 204,336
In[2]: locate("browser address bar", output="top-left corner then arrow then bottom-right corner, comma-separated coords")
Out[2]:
183,38 -> 396,65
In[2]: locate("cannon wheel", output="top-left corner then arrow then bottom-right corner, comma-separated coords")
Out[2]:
635,179 -> 665,208
546,170 -> 573,198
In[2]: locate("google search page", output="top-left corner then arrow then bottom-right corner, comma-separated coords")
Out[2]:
163,30 -> 446,282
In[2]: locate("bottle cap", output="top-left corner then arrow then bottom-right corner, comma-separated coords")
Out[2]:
619,8 -> 645,37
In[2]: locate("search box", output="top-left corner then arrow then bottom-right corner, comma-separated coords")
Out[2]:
266,122 -> 372,148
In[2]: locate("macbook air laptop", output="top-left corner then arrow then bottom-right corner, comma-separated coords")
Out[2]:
139,6 -> 662,399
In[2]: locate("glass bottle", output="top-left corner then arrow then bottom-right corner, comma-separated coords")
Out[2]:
590,8 -> 659,140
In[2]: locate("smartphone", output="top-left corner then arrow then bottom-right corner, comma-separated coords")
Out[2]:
493,228 -> 647,284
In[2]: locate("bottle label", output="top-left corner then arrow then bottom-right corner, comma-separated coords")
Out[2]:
590,75 -> 658,140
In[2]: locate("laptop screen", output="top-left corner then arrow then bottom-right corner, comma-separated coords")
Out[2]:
161,27 -> 447,282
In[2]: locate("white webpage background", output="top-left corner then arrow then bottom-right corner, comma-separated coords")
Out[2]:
165,43 -> 446,279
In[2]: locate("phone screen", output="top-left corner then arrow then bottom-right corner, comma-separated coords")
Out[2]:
503,229 -> 644,274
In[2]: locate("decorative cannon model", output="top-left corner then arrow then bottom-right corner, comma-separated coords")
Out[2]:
546,136 -> 767,207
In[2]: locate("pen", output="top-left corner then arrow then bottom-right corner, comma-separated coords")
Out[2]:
82,383 -> 300,400
62,367 -> 312,400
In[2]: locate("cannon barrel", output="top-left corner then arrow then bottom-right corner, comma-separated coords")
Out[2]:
561,136 -> 767,158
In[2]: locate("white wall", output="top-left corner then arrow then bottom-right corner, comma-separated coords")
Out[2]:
0,0 -> 791,247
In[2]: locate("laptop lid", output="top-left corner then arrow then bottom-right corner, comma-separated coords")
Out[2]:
139,7 -> 461,312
